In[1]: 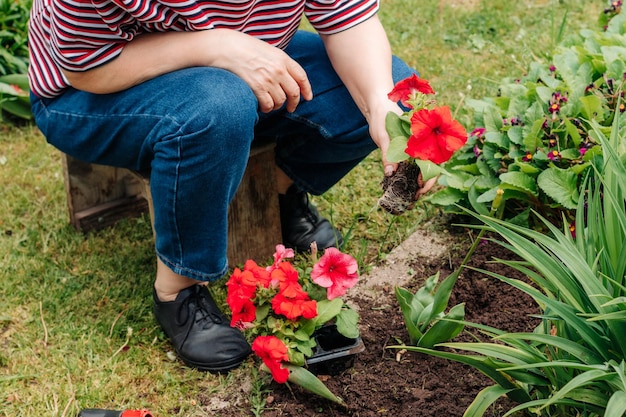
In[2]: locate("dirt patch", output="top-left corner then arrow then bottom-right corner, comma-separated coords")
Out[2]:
204,226 -> 539,416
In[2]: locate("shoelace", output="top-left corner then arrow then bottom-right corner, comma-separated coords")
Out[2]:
176,286 -> 224,330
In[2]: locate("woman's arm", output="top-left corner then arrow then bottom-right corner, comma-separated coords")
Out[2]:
320,15 -> 401,176
62,29 -> 312,113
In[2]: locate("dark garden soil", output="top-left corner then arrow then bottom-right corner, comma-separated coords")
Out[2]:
254,228 -> 540,417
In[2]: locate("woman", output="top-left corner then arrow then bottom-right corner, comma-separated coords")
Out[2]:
28,0 -> 420,372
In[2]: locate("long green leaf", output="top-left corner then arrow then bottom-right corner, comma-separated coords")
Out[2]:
418,303 -> 465,348
389,345 -> 532,404
430,267 -> 462,318
539,369 -> 612,410
284,363 -> 345,405
470,272 -> 613,359
438,342 -> 543,365
605,390 -> 626,417
395,286 -> 422,344
463,385 -> 514,417
496,333 -> 604,365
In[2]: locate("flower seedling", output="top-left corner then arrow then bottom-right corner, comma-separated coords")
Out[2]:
381,74 -> 468,214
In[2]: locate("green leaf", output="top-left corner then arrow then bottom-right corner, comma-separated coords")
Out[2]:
482,103 -> 505,132
468,183 -> 491,216
385,111 -> 409,138
396,286 -> 422,319
255,303 -> 270,323
587,310 -> 626,322
430,269 -> 462,319
498,171 -> 538,195
289,349 -> 306,366
415,273 -> 438,306
605,390 -> 626,417
313,298 -> 343,327
537,166 -> 579,209
540,369 -> 611,409
0,99 -> 32,120
464,385 -> 514,417
386,136 -> 410,163
395,286 -> 423,344
426,187 -> 465,206
497,333 -> 603,365
0,74 -> 29,91
414,159 -> 443,182
417,303 -> 465,348
484,131 -> 508,149
512,161 -> 541,174
564,118 -> 582,146
579,94 -> 604,122
335,308 -> 359,339
294,329 -> 310,342
535,85 -> 554,103
522,117 -> 545,150
441,341 -> 542,365
507,126 -> 524,145
283,363 -> 345,405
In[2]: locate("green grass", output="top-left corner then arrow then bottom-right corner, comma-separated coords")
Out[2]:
0,1 -> 605,416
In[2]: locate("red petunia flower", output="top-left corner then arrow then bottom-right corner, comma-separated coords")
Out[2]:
252,336 -> 290,383
269,261 -> 300,290
310,247 -> 359,300
241,260 -> 271,288
230,299 -> 257,329
406,106 -> 468,164
271,294 -> 318,321
226,268 -> 257,309
387,74 -> 435,108
278,279 -> 309,300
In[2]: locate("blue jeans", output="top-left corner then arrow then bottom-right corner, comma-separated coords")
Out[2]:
31,30 -> 415,282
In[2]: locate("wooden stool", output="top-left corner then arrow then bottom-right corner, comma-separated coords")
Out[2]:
62,143 -> 282,266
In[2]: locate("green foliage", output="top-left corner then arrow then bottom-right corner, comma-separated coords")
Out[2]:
428,8 -> 626,227
0,0 -> 32,122
0,0 -> 30,76
0,73 -> 31,122
395,114 -> 626,416
394,186 -> 507,350
395,272 -> 465,348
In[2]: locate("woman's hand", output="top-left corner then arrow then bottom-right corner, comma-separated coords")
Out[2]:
214,30 -> 313,113
366,99 -> 404,177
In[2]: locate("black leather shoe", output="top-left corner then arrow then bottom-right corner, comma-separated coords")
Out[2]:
153,284 -> 251,372
279,185 -> 343,252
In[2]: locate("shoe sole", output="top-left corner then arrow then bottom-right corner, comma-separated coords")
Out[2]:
179,350 -> 252,373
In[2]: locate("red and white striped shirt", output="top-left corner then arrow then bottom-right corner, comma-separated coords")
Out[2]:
28,0 -> 379,98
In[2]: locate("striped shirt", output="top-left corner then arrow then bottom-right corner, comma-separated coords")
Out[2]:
28,0 -> 379,98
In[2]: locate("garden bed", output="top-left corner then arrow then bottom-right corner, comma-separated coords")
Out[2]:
206,225 -> 540,416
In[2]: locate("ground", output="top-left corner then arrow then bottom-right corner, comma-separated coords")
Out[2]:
208,221 -> 541,417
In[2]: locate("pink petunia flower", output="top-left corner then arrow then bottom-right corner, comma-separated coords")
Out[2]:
266,244 -> 295,272
311,248 -> 359,300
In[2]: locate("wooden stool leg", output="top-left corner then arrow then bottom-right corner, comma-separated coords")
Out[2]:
227,144 -> 282,265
